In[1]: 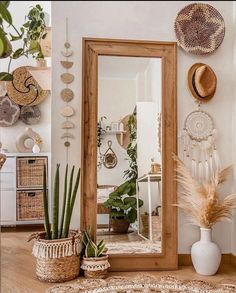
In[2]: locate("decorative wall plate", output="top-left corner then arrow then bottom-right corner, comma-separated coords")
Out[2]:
20,105 -> 41,125
60,105 -> 75,117
0,95 -> 20,127
6,66 -> 50,106
184,110 -> 214,141
60,61 -> 74,69
60,88 -> 74,102
61,73 -> 74,84
61,121 -> 75,129
174,3 -> 225,55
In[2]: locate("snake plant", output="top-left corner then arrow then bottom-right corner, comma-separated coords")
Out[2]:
83,230 -> 107,258
43,164 -> 80,240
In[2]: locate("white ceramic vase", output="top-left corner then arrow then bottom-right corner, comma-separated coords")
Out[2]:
32,143 -> 40,154
191,228 -> 221,276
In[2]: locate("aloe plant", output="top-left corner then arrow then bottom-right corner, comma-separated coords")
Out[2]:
83,230 -> 106,258
42,164 -> 80,240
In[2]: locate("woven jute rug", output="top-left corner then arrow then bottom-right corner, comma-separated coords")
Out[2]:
47,274 -> 236,293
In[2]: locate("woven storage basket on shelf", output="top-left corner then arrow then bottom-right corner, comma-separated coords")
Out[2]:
17,190 -> 44,221
81,255 -> 110,279
31,230 -> 82,283
16,157 -> 47,188
141,214 -> 161,241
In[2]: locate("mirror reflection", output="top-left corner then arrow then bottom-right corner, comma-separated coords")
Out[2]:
97,56 -> 162,254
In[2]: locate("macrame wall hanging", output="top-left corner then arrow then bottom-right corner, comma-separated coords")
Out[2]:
60,18 -> 75,163
182,103 -> 219,181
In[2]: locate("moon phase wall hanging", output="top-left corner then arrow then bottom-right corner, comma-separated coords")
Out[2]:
60,18 -> 75,153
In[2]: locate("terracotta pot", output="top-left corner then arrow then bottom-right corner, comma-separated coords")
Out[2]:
111,217 -> 130,233
81,255 -> 110,279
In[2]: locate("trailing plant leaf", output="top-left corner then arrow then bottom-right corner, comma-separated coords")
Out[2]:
0,72 -> 12,80
0,1 -> 12,24
12,48 -> 24,59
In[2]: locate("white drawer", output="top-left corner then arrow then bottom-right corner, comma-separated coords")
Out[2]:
0,173 -> 15,190
0,190 -> 16,223
1,157 -> 15,173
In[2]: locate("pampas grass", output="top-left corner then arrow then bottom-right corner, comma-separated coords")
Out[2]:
173,154 -> 236,229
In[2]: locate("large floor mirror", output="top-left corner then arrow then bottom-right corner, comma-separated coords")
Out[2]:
81,38 -> 177,270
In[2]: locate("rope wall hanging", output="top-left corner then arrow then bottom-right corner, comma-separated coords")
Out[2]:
60,18 -> 75,163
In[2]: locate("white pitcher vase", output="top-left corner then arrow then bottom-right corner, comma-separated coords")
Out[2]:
191,228 -> 221,276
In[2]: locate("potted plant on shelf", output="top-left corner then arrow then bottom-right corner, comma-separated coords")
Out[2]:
174,155 -> 236,276
81,230 -> 110,279
104,114 -> 143,233
29,164 -> 82,283
0,2 -> 49,80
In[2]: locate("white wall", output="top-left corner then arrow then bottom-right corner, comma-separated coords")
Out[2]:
0,1 -> 51,153
52,1 -> 236,253
98,78 -> 136,186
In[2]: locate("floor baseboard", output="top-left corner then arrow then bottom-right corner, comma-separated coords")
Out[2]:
178,254 -> 236,267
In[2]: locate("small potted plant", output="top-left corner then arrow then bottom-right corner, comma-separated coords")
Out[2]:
81,230 -> 110,279
29,164 -> 82,283
104,180 -> 143,233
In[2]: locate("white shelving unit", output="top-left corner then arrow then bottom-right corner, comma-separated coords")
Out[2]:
0,152 -> 51,226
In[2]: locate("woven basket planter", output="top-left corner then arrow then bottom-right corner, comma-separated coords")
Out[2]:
81,255 -> 110,279
141,214 -> 161,241
31,230 -> 82,283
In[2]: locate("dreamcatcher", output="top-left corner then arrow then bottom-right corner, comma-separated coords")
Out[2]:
182,106 -> 220,181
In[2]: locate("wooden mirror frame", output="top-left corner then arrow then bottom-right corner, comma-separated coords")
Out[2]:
81,38 -> 177,271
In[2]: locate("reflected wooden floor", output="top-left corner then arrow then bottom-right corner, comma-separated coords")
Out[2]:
1,231 -> 236,293
97,229 -> 161,254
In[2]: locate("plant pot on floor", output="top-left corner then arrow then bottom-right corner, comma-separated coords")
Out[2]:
111,217 -> 130,233
191,228 -> 221,276
30,230 -> 82,282
81,255 -> 110,279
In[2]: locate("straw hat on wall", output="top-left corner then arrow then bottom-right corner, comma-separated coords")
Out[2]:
188,63 -> 217,102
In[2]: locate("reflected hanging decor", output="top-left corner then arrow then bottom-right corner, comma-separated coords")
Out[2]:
60,18 -> 75,151
182,106 -> 219,181
103,140 -> 117,169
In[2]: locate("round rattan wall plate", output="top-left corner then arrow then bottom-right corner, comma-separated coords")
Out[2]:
0,95 -> 20,127
175,3 -> 225,55
184,110 -> 214,142
6,66 -> 50,106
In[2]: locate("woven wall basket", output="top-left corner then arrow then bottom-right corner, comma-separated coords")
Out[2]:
30,230 -> 82,283
174,3 -> 225,55
6,66 -> 50,106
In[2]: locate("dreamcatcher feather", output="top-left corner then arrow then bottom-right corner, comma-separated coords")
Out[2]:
182,109 -> 220,182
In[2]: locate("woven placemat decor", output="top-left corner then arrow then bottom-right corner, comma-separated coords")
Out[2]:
0,95 -> 20,127
174,3 -> 225,55
47,274 -> 236,293
6,66 -> 50,106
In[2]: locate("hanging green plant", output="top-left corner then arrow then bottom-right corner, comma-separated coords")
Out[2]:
0,2 -> 48,80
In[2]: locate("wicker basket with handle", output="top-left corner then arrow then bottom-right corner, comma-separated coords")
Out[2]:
30,230 -> 82,283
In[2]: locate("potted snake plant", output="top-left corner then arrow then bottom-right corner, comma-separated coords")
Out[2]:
29,164 -> 82,283
81,230 -> 110,279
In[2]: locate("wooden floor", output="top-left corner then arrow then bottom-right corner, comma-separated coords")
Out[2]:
1,231 -> 236,293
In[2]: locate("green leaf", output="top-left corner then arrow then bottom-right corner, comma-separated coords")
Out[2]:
9,33 -> 22,42
12,48 -> 24,59
85,240 -> 97,257
127,209 -> 137,223
1,1 -> 10,8
124,197 -> 136,207
82,231 -> 90,247
0,72 -> 13,81
109,192 -> 120,200
138,199 -> 144,208
0,1 -> 12,24
97,242 -> 106,256
110,209 -> 125,218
